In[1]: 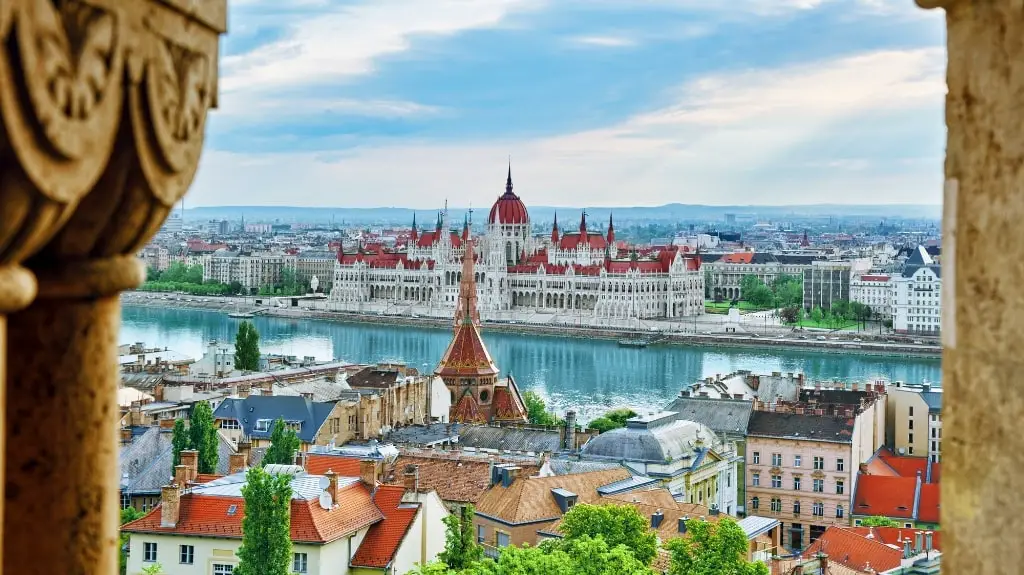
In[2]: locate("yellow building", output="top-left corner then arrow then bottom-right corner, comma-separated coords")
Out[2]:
886,382 -> 943,462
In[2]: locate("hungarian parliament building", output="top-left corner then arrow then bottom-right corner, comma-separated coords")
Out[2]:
329,168 -> 705,320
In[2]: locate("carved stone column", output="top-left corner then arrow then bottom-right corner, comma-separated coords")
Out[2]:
916,1 -> 1024,573
0,0 -> 225,573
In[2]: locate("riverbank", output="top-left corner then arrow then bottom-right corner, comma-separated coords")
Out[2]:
121,292 -> 942,359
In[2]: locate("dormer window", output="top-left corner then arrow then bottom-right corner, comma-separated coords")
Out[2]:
254,419 -> 272,432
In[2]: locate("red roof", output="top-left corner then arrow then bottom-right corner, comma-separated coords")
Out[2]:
858,275 -> 891,282
122,482 -> 383,544
305,455 -> 362,477
491,385 -> 527,421
436,323 -> 498,377
558,232 -> 607,251
451,392 -> 486,423
854,475 -> 918,519
488,168 -> 528,224
846,527 -> 942,550
804,526 -> 902,572
917,483 -> 940,524
719,252 -> 754,264
350,485 -> 420,568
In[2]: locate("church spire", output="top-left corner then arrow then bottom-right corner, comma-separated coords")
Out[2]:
505,162 -> 513,195
411,212 -> 418,241
551,213 -> 559,244
453,236 -> 480,328
579,210 -> 588,240
607,212 -> 615,245
462,213 -> 470,241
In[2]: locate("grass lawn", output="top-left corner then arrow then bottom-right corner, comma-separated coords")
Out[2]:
705,301 -> 773,313
791,318 -> 860,330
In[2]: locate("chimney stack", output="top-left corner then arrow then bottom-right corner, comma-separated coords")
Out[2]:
651,510 -> 664,529
179,449 -> 198,482
914,531 -> 923,554
120,427 -> 133,445
925,531 -> 934,553
360,459 -> 379,488
903,539 -> 913,559
324,469 -> 340,504
817,553 -> 828,571
237,441 -> 252,467
174,464 -> 189,487
228,453 -> 247,475
160,484 -> 181,528
404,464 -> 420,493
564,411 -> 577,451
859,462 -> 869,475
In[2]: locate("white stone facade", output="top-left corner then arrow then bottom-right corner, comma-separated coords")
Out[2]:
892,266 -> 941,335
849,274 -> 893,319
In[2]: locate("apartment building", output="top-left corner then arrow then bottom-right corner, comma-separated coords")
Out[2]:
702,252 -> 821,301
886,382 -> 943,461
200,249 -> 298,291
745,387 -> 886,550
803,258 -> 872,311
892,247 -> 941,335
850,274 -> 893,319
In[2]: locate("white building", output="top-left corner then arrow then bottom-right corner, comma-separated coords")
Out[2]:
329,168 -> 705,320
200,250 -> 297,291
123,460 -> 449,575
850,274 -> 893,319
892,247 -> 941,335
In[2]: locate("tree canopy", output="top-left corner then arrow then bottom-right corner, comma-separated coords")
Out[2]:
587,408 -> 637,434
664,518 -> 768,575
858,516 -> 900,527
235,467 -> 294,575
411,537 -> 653,575
171,418 -> 189,472
234,320 -> 261,372
262,418 -> 301,466
438,505 -> 484,571
187,403 -> 219,474
522,392 -> 561,427
559,504 -> 658,565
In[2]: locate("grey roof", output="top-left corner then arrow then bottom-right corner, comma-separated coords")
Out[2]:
119,427 -> 235,495
544,458 -> 622,476
747,411 -> 855,443
737,516 -> 781,539
272,378 -> 352,402
213,395 -> 336,443
385,423 -> 461,447
595,474 -> 660,495
921,391 -> 943,414
458,425 -> 562,453
662,397 -> 753,436
903,264 -> 941,279
581,418 -> 717,464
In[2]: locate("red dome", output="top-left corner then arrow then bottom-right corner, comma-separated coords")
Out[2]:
488,165 -> 529,225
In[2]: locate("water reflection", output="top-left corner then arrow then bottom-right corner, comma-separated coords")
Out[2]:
121,306 -> 942,421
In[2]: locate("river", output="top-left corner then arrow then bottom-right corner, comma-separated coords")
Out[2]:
121,306 -> 942,421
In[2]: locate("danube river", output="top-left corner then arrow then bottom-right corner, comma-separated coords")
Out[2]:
121,306 -> 942,421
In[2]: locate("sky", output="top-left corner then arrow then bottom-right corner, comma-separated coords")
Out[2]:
189,0 -> 947,209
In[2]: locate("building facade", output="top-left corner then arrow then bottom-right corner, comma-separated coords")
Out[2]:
702,252 -> 820,301
200,249 -> 298,291
803,259 -> 871,311
885,382 -> 943,461
328,168 -> 705,320
850,274 -> 893,319
892,251 -> 941,335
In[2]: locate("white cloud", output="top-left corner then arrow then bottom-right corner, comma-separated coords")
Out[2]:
567,35 -> 637,48
192,48 -> 946,208
216,93 -> 443,120
221,0 -> 546,94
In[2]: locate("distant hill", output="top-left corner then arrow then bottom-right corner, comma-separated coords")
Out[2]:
181,203 -> 941,225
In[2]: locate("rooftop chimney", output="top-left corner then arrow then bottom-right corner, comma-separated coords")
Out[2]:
817,552 -> 828,571
324,469 -> 340,504
160,484 -> 181,528
179,449 -> 198,483
238,441 -> 252,467
228,453 -> 247,475
651,510 -> 664,529
925,531 -> 934,553
360,459 -> 379,488
903,539 -> 913,559
914,531 -> 923,554
120,427 -> 133,445
174,464 -> 188,487
404,464 -> 420,493
564,411 -> 577,451
859,463 -> 869,475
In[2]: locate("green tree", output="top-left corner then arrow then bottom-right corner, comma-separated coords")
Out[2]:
262,418 -> 301,466
235,467 -> 294,575
858,516 -> 899,527
185,264 -> 204,284
234,320 -> 261,371
229,280 -> 244,295
744,285 -> 774,308
771,274 -> 803,308
665,518 -> 768,575
438,505 -> 483,570
588,408 -> 637,434
188,402 -> 219,474
161,261 -> 188,283
141,564 -> 165,575
523,391 -> 560,427
559,504 -> 658,565
810,307 -> 824,324
171,418 -> 189,471
119,507 -> 146,574
279,268 -> 299,295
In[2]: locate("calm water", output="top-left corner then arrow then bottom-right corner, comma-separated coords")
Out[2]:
121,306 -> 942,421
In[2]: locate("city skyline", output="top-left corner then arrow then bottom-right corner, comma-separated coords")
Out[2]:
191,0 -> 945,208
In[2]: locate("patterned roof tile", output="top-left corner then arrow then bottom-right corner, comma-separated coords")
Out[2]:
350,485 -> 420,568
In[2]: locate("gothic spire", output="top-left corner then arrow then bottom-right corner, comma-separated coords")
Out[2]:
607,212 -> 615,244
453,238 -> 480,328
505,162 -> 513,195
551,212 -> 559,244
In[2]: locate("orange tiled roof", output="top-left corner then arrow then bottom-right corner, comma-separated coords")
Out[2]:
436,322 -> 499,377
305,455 -> 362,477
720,252 -> 754,264
451,392 -> 486,423
917,483 -> 940,524
804,526 -> 902,572
122,482 -> 383,544
853,475 -> 918,519
194,474 -> 222,484
396,455 -> 539,504
491,385 -> 528,422
475,468 -> 630,524
351,485 -> 420,568
846,526 -> 942,550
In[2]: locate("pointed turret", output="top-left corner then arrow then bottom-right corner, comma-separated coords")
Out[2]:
435,211 -> 442,233
506,162 -> 513,195
462,213 -> 470,241
607,212 -> 615,245
579,211 -> 588,241
453,237 -> 480,328
410,212 -> 418,241
551,213 -> 560,244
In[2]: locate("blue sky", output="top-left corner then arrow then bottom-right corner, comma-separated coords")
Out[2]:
189,0 -> 947,208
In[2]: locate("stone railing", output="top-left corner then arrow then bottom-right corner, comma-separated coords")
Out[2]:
0,0 -> 225,572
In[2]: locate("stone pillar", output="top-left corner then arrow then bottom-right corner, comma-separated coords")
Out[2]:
0,1 -> 225,573
916,1 -> 1024,573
